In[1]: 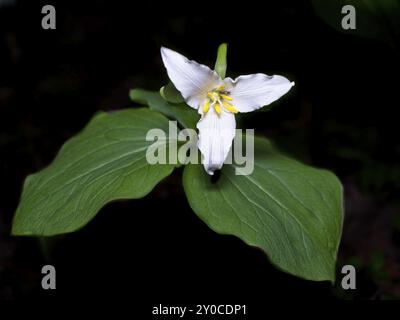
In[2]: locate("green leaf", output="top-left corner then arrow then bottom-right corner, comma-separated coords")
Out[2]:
183,136 -> 343,282
160,82 -> 185,104
214,43 -> 228,78
130,89 -> 199,129
13,108 -> 175,236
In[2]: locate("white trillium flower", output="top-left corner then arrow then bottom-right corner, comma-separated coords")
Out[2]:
161,47 -> 295,175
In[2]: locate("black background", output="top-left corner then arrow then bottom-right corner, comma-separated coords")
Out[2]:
1,0 -> 400,312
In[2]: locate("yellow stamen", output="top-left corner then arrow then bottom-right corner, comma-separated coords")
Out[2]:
202,100 -> 210,113
205,86 -> 236,116
223,101 -> 238,113
207,92 -> 218,101
214,103 -> 221,114
220,94 -> 232,101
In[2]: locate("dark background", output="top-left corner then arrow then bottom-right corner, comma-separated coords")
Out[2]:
1,0 -> 400,310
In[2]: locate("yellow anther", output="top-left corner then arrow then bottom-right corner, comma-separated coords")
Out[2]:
206,86 -> 235,115
207,92 -> 218,101
202,100 -> 211,113
223,101 -> 238,113
220,94 -> 232,101
214,103 -> 221,114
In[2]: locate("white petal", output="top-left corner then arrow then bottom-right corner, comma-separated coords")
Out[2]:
197,107 -> 236,175
161,47 -> 222,109
224,74 -> 294,113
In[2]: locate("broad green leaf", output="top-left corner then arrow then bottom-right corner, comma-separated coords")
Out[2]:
160,82 -> 185,104
214,43 -> 228,78
130,89 -> 199,129
13,108 -> 175,236
183,136 -> 343,282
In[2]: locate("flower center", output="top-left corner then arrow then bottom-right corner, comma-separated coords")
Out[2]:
202,85 -> 238,115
